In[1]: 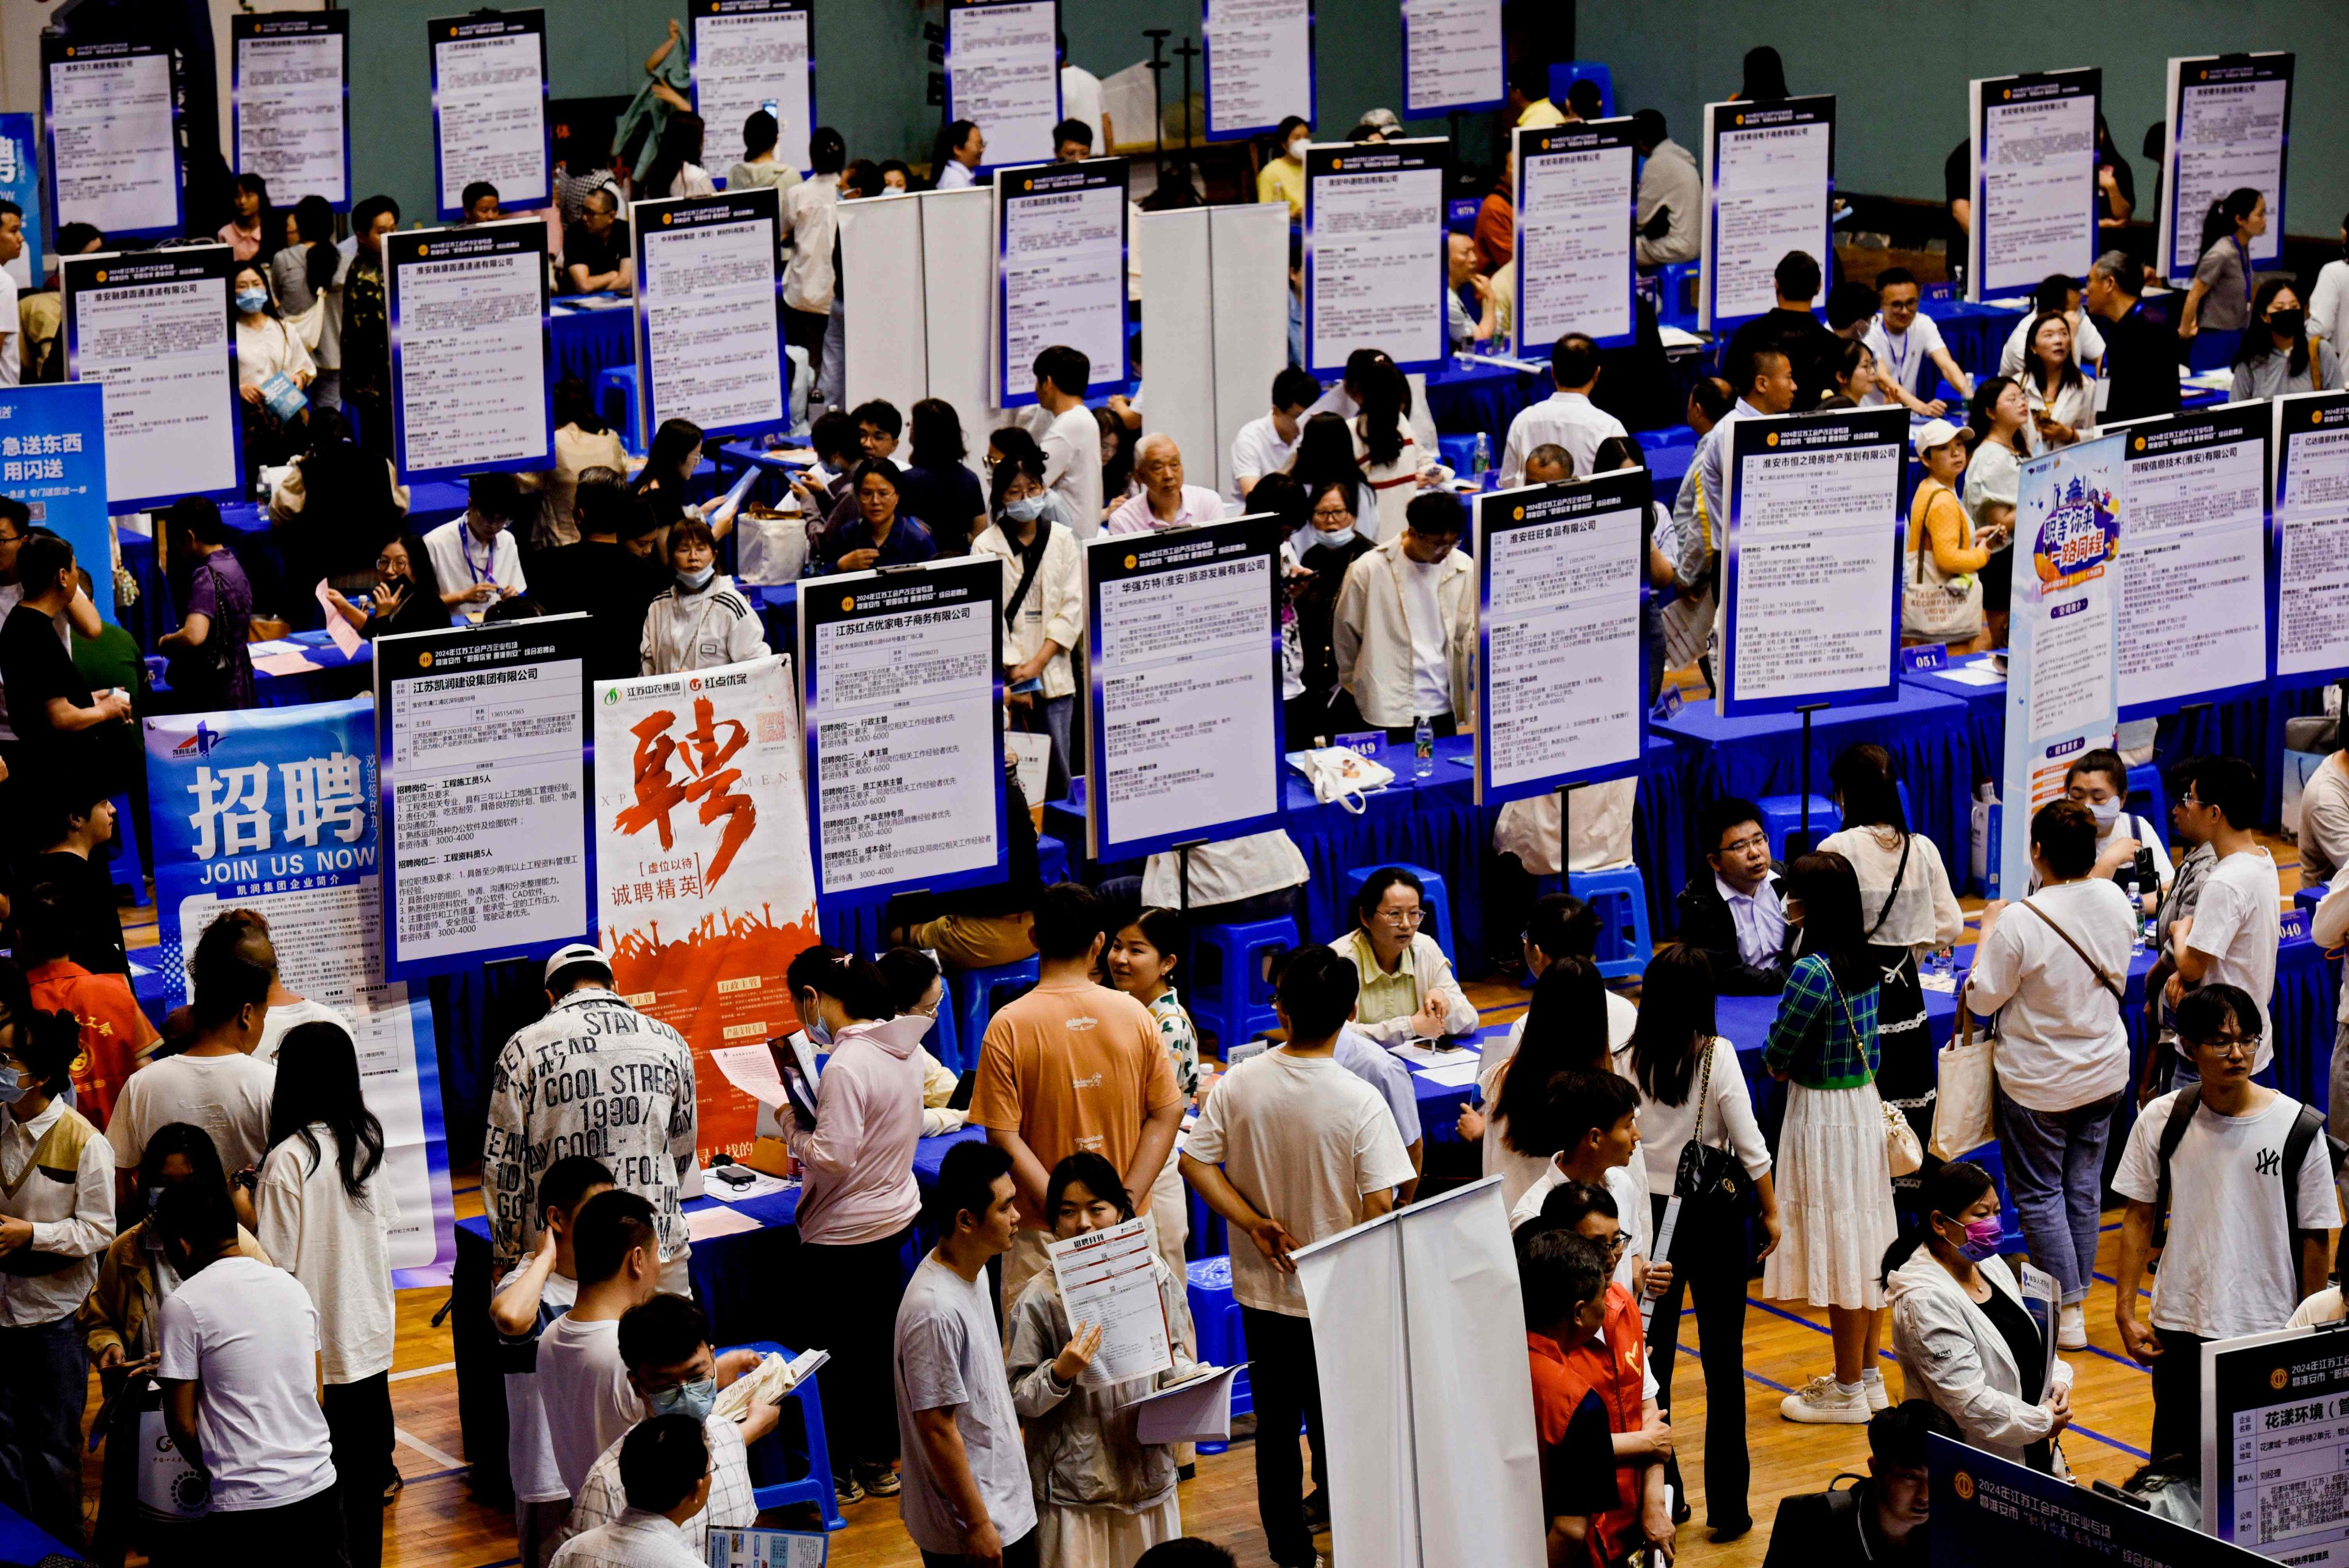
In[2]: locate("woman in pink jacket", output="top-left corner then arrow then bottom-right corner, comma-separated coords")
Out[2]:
780,945 -> 930,1505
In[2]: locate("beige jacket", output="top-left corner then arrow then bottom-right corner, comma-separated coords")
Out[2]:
971,519 -> 1084,700
1331,536 -> 1476,729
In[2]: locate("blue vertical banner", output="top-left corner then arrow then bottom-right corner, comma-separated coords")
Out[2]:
143,698 -> 457,1286
0,383 -> 114,627
0,115 -> 44,288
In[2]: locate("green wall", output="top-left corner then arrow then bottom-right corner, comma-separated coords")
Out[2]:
1577,1 -> 2349,237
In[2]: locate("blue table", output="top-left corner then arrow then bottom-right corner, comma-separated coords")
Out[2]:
146,628 -> 372,709
551,303 -> 635,384
0,1499 -> 76,1566
1423,355 -> 1547,453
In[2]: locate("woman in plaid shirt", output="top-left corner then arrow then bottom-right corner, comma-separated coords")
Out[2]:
1760,852 -> 1899,1426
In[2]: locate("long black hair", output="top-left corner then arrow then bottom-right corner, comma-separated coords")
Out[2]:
291,194 -> 339,297
1965,375 -> 2026,454
1357,359 -> 1411,470
642,111 -> 708,198
1879,1159 -> 1996,1285
641,418 -> 704,490
1045,1150 -> 1135,1224
1829,742 -> 1908,837
2237,276 -> 2312,378
266,1022 -> 387,1201
2021,311 -> 2083,395
2198,185 -> 2262,261
1784,851 -> 1876,994
1289,412 -> 1371,502
1495,957 -> 1611,1155
1626,945 -> 1718,1109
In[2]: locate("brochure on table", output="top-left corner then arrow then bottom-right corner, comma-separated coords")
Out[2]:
2202,1323 -> 2349,1566
798,557 -> 1007,902
1473,474 -> 1646,805
944,0 -> 1061,172
42,36 -> 182,240
631,187 -> 789,447
2000,436 -> 2122,899
1966,68 -> 2098,303
1203,0 -> 1314,141
1399,0 -> 1504,117
1699,95 -> 1835,334
994,158 -> 1129,408
690,0 -> 815,177
0,383 -> 115,628
1304,138 -> 1449,375
1720,408 -> 1906,716
387,219 -> 556,483
428,9 -> 551,220
2106,400 -> 2271,717
61,246 -> 243,510
233,13 -> 351,210
1512,119 -> 1638,355
1084,517 -> 1285,862
2270,391 -> 2349,689
375,615 -> 595,979
1929,1433 -> 2264,1568
2158,52 -> 2294,286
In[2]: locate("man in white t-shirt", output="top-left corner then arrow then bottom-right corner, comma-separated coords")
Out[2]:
1500,332 -> 1627,486
1862,268 -> 1973,418
106,918 -> 278,1196
0,200 -> 23,387
153,1181 -> 342,1556
2164,756 -> 2280,1074
2113,984 -> 2338,1462
1182,948 -> 1414,1568
539,1189 -> 665,1496
424,473 -> 532,617
1230,366 -> 1322,502
1507,1070 -> 1661,1303
493,1156 -> 614,1564
1032,345 -> 1103,539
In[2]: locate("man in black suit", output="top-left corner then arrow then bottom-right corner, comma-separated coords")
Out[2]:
1675,795 -> 1795,994
2084,249 -> 2182,424
1762,1402 -> 1958,1568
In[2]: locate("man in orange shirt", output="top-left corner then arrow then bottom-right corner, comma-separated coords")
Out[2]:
969,882 -> 1185,1310
1524,1227 -> 1632,1568
19,884 -> 158,1129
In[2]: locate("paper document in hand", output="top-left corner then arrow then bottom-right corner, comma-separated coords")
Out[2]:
707,1524 -> 829,1566
2018,1260 -> 2060,1394
1047,1215 -> 1173,1387
711,1043 -> 792,1108
713,1348 -> 830,1423
315,581 -> 365,657
1122,1364 -> 1242,1445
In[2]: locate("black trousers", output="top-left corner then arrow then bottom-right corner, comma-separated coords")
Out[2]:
922,1528 -> 1039,1568
1241,1305 -> 1327,1568
785,306 -> 831,380
2148,1328 -> 2211,1465
322,1372 -> 392,1568
1649,1195 -> 1753,1529
804,1226 -> 915,1473
202,1483 -> 348,1566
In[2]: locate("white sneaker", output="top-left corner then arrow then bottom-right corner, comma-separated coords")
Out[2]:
1861,1371 -> 1890,1411
1781,1375 -> 1872,1424
2059,1304 -> 2089,1351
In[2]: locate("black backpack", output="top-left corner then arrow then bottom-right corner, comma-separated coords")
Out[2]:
2152,1089 -> 2349,1251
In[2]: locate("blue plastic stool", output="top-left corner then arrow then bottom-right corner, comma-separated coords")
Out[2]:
106,793 -> 143,898
1548,61 -> 1616,118
922,992 -> 959,1070
2124,762 -> 2168,842
1567,865 -> 1652,982
1339,863 -> 1454,964
1437,432 -> 1480,477
946,957 -> 1039,1071
1955,1141 -> 2027,1252
1657,260 -> 1700,318
1754,794 -> 1835,861
733,1340 -> 847,1530
595,365 -> 645,455
1187,916 -> 1297,1052
1036,833 -> 1069,885
1184,1256 -> 1250,1453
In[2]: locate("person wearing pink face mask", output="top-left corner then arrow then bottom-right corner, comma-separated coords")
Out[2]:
1882,1160 -> 2073,1473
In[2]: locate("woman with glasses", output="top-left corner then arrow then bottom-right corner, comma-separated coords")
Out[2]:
1330,867 -> 1478,1047
323,533 -> 451,643
1284,478 -> 1376,749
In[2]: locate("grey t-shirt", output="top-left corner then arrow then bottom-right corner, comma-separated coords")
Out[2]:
893,1253 -> 1037,1554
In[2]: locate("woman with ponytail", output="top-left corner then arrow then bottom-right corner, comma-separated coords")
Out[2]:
2182,185 -> 2266,339
1883,1161 -> 2072,1472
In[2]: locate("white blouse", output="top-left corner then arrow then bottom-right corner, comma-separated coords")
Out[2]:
1816,824 -> 1966,954
1615,1037 -> 1773,1196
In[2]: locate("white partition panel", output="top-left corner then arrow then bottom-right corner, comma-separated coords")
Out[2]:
839,194 -> 928,416
1138,209 -> 1217,490
1209,202 -> 1291,497
920,186 -> 1000,464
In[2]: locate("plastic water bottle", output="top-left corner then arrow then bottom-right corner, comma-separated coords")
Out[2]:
2127,882 -> 2144,953
1413,715 -> 1435,777
1473,431 -> 1490,481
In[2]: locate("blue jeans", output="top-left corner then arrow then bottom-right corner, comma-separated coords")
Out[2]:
1994,1086 -> 2118,1305
0,1312 -> 89,1550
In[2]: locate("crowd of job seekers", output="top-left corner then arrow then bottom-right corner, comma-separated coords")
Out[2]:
7,15 -> 2349,1568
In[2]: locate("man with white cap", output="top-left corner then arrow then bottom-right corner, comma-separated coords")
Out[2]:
485,943 -> 700,1293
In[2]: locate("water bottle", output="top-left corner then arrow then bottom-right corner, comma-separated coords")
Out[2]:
1413,715 -> 1435,777
1473,431 -> 1490,481
2126,881 -> 2144,953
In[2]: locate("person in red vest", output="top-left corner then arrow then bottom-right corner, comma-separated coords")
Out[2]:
19,883 -> 158,1129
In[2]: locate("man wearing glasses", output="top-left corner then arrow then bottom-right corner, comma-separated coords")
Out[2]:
1676,795 -> 1794,994
1329,866 -> 1476,1048
2112,984 -> 2338,1462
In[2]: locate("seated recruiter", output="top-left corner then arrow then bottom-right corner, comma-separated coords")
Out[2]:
1052,118 -> 1094,164
563,188 -> 633,296
462,181 -> 503,224
1863,268 -> 1973,418
1675,796 -> 1793,994
1760,1401 -> 1958,1568
2230,278 -> 2338,401
1631,110 -> 1701,268
423,473 -> 532,617
1256,116 -> 1309,220
1331,491 -> 1476,744
1996,274 -> 2106,376
2060,746 -> 2171,912
816,458 -> 938,573
639,520 -> 770,676
1446,232 -> 1500,349
932,120 -> 985,190
323,532 -> 453,644
1328,865 -> 1478,1047
1105,435 -> 1230,535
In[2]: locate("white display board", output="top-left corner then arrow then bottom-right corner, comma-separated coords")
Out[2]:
690,0 -> 814,177
1304,137 -> 1447,375
2271,391 -> 2349,689
386,220 -> 554,484
2158,53 -> 2293,286
631,188 -> 788,443
42,37 -> 180,240
1966,69 -> 2099,304
1398,0 -> 1504,117
1512,118 -> 1638,355
837,186 -> 1000,479
61,247 -> 241,510
945,0 -> 1061,171
1137,203 -> 1292,497
233,13 -> 350,210
1203,0 -> 1314,141
1699,96 -> 1834,334
429,9 -> 550,220
994,158 -> 1129,407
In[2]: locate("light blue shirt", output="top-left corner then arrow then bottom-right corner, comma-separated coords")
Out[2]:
1717,871 -> 1788,970
1333,1025 -> 1424,1146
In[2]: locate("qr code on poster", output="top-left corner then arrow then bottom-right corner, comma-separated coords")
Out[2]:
2264,1472 -> 2349,1541
756,709 -> 790,744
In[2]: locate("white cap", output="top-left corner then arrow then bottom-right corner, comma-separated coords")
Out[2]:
543,942 -> 612,986
1911,418 -> 1964,457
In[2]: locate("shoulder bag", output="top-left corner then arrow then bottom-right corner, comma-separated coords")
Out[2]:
1827,972 -> 1922,1176
1671,1038 -> 1757,1222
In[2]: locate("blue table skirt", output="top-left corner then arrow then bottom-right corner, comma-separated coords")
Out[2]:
1423,356 -> 1546,451
0,1500 -> 75,1567
1658,297 -> 2024,385
552,304 -> 635,384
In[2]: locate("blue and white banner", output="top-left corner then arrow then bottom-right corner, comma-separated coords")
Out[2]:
1305,138 -> 1448,376
2159,52 -> 2293,286
41,36 -> 182,241
944,0 -> 1062,174
429,9 -> 551,221
63,246 -> 243,512
690,0 -> 815,178
2270,390 -> 2349,689
143,699 -> 456,1287
1399,0 -> 1504,118
0,383 -> 114,627
2001,435 -> 2122,897
1930,1434 -> 2262,1568
632,187 -> 788,446
1512,119 -> 1638,356
994,158 -> 1129,408
387,220 -> 554,483
0,115 -> 44,293
1966,68 -> 2100,304
1699,96 -> 1835,334
233,13 -> 352,212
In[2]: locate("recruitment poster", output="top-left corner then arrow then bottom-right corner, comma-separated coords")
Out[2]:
233,13 -> 352,210
2271,391 -> 2349,688
2159,53 -> 2293,285
376,617 -> 594,979
1398,0 -> 1504,118
2000,436 -> 2122,897
595,654 -> 820,1163
1084,518 -> 1284,860
2110,402 -> 2270,717
1700,96 -> 1835,334
1473,474 -> 1645,805
0,115 -> 45,290
1305,138 -> 1447,375
1203,0 -> 1314,141
1929,1434 -> 2262,1568
1720,408 -> 1905,715
1512,119 -> 1638,356
144,700 -> 457,1286
61,246 -> 243,511
0,384 -> 114,628
945,0 -> 1061,172
799,558 -> 1006,900
429,9 -> 551,220
2206,1325 -> 2349,1566
631,188 -> 787,443
995,159 -> 1129,407
387,220 -> 555,483
690,0 -> 815,177
1966,68 -> 2098,303
41,36 -> 181,240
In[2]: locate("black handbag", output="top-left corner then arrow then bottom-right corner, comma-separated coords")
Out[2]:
1671,1039 -> 1756,1222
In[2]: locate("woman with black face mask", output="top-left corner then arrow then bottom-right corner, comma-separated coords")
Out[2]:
2231,276 -> 2338,400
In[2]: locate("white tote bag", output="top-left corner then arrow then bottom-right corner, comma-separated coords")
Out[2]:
1930,978 -> 1997,1160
